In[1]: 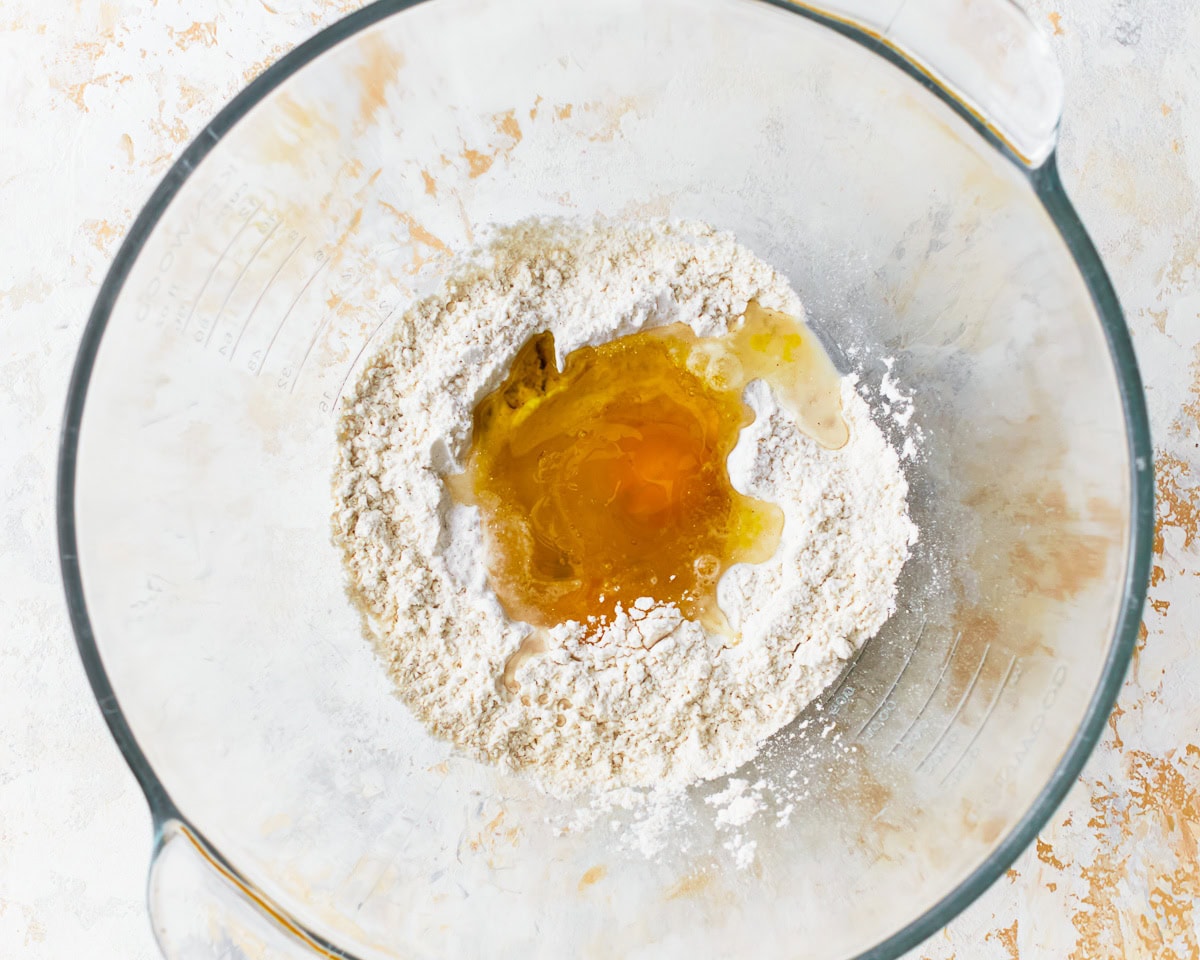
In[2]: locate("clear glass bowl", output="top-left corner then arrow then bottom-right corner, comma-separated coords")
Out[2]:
58,1 -> 1153,958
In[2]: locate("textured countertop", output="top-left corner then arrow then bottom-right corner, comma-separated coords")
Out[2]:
1,0 -> 1197,957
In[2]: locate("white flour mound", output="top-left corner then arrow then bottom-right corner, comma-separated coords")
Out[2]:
334,217 -> 917,798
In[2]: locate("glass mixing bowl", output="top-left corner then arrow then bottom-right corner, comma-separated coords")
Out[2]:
58,0 -> 1153,957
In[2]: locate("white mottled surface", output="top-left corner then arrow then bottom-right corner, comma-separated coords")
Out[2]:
1,1 -> 1197,957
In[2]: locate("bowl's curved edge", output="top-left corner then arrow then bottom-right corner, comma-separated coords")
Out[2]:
55,2 -> 428,958
855,156 -> 1154,960
56,2 -> 1154,958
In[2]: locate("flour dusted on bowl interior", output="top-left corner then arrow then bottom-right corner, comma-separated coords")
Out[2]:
333,217 -> 917,797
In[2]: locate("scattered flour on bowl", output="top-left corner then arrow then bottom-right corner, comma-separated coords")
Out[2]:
333,218 -> 917,818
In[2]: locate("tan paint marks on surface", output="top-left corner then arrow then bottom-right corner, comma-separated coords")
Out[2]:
465,809 -> 520,860
177,80 -> 205,111
334,208 -> 364,251
1107,701 -> 1125,750
1127,751 -> 1200,863
620,194 -> 677,220
258,92 -> 340,165
354,35 -> 404,127
453,190 -> 475,244
462,148 -> 494,178
494,109 -> 522,143
946,603 -> 1019,694
82,219 -> 123,254
421,170 -> 437,197
945,397 -> 1124,702
1037,836 -> 1068,870
308,0 -> 365,25
69,17 -> 119,62
1008,489 -> 1111,602
547,97 -> 636,140
119,133 -> 133,164
0,278 -> 53,311
1143,306 -> 1168,333
169,21 -> 217,50
1178,342 -> 1200,431
405,219 -> 447,253
985,920 -> 1019,960
960,401 -> 1122,616
479,810 -> 504,841
529,95 -> 543,120
99,1 -> 121,29
577,865 -> 607,891
665,869 -> 713,900
811,750 -> 899,855
1086,496 -> 1124,530
149,99 -> 190,145
952,606 -> 1000,648
378,202 -> 449,252
979,817 -> 1005,846
1048,12 -> 1065,35
1156,233 -> 1200,295
316,158 -> 369,221
144,99 -> 192,170
1154,452 -> 1200,557
587,96 -> 638,142
918,937 -> 957,960
379,202 -> 451,274
1131,620 -> 1147,680
243,42 -> 291,83
460,109 -> 524,179
1006,868 -> 1019,882
65,80 -> 92,111
65,72 -> 133,111
1069,751 -> 1200,959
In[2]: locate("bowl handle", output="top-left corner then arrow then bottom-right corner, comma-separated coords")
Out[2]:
799,0 -> 1064,166
148,819 -> 333,959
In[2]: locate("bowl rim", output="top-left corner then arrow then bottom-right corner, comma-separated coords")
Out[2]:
56,1 -> 1154,957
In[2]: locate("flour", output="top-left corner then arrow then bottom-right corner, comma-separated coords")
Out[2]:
334,218 -> 917,807
706,778 -> 767,828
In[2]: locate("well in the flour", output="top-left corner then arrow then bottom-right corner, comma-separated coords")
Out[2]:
447,299 -> 847,641
333,217 -> 917,801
